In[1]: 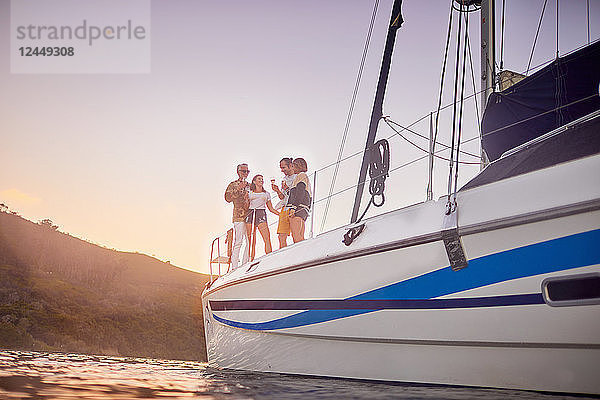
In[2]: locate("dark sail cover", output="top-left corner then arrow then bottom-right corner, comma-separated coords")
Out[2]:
481,41 -> 600,161
461,114 -> 600,191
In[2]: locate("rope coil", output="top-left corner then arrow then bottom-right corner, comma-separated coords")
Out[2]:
367,139 -> 390,208
343,137 -> 390,246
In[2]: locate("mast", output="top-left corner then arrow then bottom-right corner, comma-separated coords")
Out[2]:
350,0 -> 403,224
480,0 -> 495,168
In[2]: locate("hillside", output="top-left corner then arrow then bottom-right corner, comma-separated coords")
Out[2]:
0,210 -> 209,361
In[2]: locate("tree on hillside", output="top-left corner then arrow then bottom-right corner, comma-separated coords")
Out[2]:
0,211 -> 210,360
39,219 -> 58,230
0,203 -> 8,212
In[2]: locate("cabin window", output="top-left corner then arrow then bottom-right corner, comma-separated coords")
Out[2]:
542,273 -> 600,307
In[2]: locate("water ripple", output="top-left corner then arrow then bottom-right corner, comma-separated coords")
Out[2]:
0,350 -> 596,399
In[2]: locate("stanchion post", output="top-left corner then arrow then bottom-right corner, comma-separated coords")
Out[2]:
310,171 -> 316,238
427,111 -> 434,201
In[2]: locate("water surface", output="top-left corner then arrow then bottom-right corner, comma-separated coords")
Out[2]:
0,350 -> 596,399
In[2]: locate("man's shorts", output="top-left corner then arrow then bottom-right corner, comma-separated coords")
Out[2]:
277,208 -> 291,235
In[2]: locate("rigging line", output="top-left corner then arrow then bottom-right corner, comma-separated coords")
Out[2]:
500,0 -> 506,70
313,129 -> 481,207
384,117 -> 479,159
556,0 -> 559,58
315,77 -> 482,176
310,32 -> 597,178
430,40 -> 596,145
382,119 -> 439,159
312,33 -> 598,177
321,0 -> 380,231
311,41 -> 571,184
314,154 -> 428,205
465,36 -> 600,110
322,94 -> 593,209
587,0 -> 591,44
445,47 -> 557,115
383,119 -> 480,164
466,24 -> 481,133
454,10 -> 470,202
430,0 -> 455,197
382,114 -> 431,142
527,0 -> 548,74
447,2 -> 464,200
527,37 -> 600,74
314,113 -> 431,174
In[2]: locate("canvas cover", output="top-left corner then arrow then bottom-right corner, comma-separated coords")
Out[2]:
462,114 -> 600,191
481,41 -> 600,161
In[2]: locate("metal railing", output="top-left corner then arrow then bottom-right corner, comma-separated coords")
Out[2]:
208,229 -> 232,285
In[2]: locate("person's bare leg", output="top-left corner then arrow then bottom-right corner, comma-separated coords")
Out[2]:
258,223 -> 272,254
278,233 -> 288,248
290,217 -> 302,243
299,218 -> 305,242
251,223 -> 258,260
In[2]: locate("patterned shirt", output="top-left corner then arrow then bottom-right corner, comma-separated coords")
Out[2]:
225,179 -> 250,222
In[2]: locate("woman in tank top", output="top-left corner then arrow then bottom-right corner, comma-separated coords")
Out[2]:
245,175 -> 279,260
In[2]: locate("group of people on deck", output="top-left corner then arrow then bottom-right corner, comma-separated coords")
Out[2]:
224,157 -> 311,270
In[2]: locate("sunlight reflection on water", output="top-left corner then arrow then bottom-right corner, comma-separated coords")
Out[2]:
0,350 -> 596,399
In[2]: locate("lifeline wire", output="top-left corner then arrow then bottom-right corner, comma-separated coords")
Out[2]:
383,117 -> 479,163
380,100 -> 598,215
385,117 -> 479,158
315,113 -> 430,174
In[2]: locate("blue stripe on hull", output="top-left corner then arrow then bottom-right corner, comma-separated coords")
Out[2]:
211,229 -> 600,331
210,293 -> 544,311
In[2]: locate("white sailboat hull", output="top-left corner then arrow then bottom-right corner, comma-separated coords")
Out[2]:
206,317 -> 599,393
202,154 -> 600,394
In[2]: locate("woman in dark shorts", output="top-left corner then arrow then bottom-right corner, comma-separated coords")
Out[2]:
246,175 -> 279,260
288,158 -> 312,243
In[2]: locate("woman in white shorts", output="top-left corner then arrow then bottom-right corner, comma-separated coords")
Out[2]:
246,175 -> 279,260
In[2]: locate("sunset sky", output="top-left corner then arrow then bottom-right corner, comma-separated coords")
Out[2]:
1,0 -> 598,273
